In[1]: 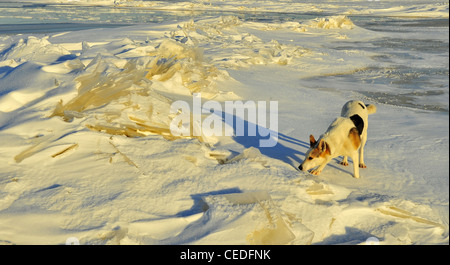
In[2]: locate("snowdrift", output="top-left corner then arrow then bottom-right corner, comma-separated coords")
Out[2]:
0,13 -> 448,245
23,0 -> 449,18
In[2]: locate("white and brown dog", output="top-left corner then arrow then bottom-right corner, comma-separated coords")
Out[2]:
298,100 -> 376,178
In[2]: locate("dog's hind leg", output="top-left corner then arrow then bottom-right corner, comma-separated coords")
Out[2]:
359,133 -> 367,168
351,152 -> 360,178
340,156 -> 348,166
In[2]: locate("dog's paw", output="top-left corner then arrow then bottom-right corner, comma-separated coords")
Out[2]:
340,161 -> 348,166
310,169 -> 322,175
359,163 -> 367,168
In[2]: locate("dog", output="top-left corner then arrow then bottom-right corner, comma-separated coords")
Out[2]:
298,100 -> 376,178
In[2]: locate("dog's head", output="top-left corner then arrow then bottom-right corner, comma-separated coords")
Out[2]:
299,135 -> 331,172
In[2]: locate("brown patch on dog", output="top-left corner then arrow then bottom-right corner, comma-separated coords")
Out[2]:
310,139 -> 331,158
349,127 -> 361,149
310,148 -> 321,158
320,141 -> 331,158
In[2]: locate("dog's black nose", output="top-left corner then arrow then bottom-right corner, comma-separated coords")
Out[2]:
298,165 -> 303,171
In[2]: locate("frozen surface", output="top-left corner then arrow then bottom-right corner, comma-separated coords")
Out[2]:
7,1 -> 449,19
0,1 -> 448,245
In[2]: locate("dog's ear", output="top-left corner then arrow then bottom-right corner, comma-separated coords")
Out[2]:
318,139 -> 331,154
309,135 -> 316,147
318,139 -> 327,152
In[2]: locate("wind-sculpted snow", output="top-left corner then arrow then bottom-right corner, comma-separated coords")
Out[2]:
0,36 -> 71,63
171,17 -> 309,68
0,11 -> 448,245
44,16 -> 310,142
38,0 -> 449,18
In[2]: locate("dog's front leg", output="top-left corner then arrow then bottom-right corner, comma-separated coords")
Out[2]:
310,161 -> 329,175
310,167 -> 323,175
340,156 -> 348,166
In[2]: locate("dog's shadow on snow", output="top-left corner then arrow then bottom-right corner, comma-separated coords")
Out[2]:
226,112 -> 352,175
216,111 -> 307,170
234,130 -> 306,170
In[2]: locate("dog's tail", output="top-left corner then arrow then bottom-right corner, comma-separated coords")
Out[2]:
366,104 -> 377,114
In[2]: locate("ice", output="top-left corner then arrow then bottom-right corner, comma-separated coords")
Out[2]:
220,191 -> 271,205
306,183 -> 334,196
0,1 -> 448,245
201,191 -> 303,245
47,27 -> 236,143
246,209 -> 296,245
14,134 -> 54,163
223,147 -> 269,168
0,36 -> 70,63
42,59 -> 84,74
307,15 -> 355,30
377,205 -> 445,230
50,143 -> 79,158
173,17 -> 309,69
51,56 -> 148,119
0,62 -> 61,112
146,39 -> 223,98
48,50 -> 182,139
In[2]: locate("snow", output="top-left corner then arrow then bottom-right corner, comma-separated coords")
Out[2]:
13,0 -> 448,18
0,1 -> 448,245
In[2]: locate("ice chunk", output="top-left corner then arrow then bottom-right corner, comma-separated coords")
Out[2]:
174,17 -> 308,69
41,59 -> 84,74
376,206 -> 445,229
307,183 -> 334,196
307,15 -> 355,30
14,135 -> 53,163
223,147 -> 269,167
51,143 -> 78,158
146,39 -> 223,98
246,216 -> 295,245
202,191 -> 299,245
215,191 -> 296,245
51,55 -> 151,120
49,50 -> 216,143
0,36 -> 71,63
